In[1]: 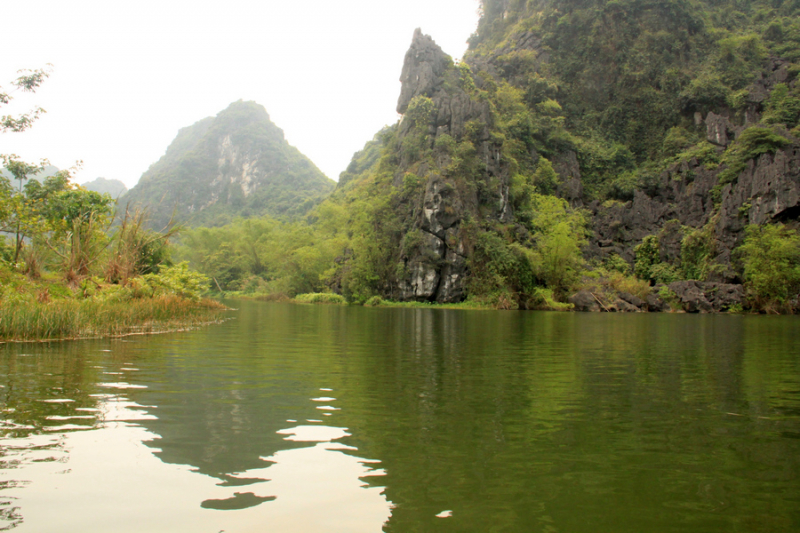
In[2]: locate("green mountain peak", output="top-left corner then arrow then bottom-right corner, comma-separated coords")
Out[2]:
123,100 -> 335,229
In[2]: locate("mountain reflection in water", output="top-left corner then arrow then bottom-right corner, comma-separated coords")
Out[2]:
0,382 -> 391,532
1,301 -> 799,532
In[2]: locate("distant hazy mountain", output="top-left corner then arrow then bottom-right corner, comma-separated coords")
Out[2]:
121,100 -> 335,229
81,177 -> 127,197
0,164 -> 60,184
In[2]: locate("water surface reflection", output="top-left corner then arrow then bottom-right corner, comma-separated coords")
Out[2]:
1,303 -> 799,532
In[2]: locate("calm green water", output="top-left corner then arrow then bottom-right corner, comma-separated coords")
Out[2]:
1,301 -> 799,532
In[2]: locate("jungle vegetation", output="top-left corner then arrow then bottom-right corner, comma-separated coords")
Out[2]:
0,69 -> 225,341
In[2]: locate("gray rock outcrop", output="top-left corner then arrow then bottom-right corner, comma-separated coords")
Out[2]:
667,281 -> 744,313
393,30 -> 504,302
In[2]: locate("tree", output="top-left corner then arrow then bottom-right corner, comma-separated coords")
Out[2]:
0,155 -> 49,263
1,67 -> 53,265
0,68 -> 116,280
0,66 -> 51,133
528,193 -> 589,299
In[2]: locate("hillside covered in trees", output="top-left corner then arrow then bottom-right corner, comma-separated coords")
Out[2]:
177,0 -> 800,312
122,100 -> 336,230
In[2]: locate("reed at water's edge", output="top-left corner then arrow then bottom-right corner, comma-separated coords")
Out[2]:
0,296 -> 229,342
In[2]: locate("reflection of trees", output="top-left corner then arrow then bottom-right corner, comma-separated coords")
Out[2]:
2,304 -> 799,532
127,302 -> 354,480
0,340 -> 124,531
0,341 -> 106,437
335,311 -> 800,532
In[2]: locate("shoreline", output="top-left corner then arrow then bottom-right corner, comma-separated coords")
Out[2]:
218,289 -> 792,314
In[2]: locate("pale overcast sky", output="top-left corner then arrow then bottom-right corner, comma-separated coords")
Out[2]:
1,0 -> 480,188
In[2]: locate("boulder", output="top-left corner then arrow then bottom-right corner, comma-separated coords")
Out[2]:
612,298 -> 641,312
645,292 -> 665,312
667,281 -> 744,313
569,291 -> 601,312
618,292 -> 645,309
668,281 -> 714,312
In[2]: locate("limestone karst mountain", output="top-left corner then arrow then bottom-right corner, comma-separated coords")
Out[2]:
175,1 -> 800,311
328,0 -> 800,306
122,100 -> 335,229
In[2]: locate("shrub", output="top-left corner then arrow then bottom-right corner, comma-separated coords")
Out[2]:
680,223 -> 724,281
580,267 -> 651,305
650,263 -> 681,285
294,293 -> 347,305
662,127 -> 699,158
718,127 -> 791,185
736,223 -> 800,312
606,271 -> 651,301
143,262 -> 210,301
527,287 -> 572,311
532,157 -> 559,195
658,285 -> 682,311
603,253 -> 631,275
763,83 -> 800,128
405,96 -> 436,131
634,235 -> 660,281
364,295 -> 384,307
675,141 -> 721,170
528,194 -> 589,299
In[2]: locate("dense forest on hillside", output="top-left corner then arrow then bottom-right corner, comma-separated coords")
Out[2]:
174,0 -> 800,313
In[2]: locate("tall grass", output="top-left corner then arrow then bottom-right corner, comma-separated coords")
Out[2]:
0,296 -> 228,342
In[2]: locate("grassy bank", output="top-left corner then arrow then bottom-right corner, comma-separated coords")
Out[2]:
0,295 -> 228,342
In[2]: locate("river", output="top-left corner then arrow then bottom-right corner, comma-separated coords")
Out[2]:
1,301 -> 799,532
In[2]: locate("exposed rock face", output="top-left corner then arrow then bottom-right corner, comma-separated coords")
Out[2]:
587,56 -> 800,279
385,26 -> 799,308
393,30 -> 501,303
122,101 -> 335,229
667,281 -> 744,313
552,151 -> 584,208
569,290 -> 601,312
397,29 -> 453,115
588,145 -> 800,277
705,112 -> 737,147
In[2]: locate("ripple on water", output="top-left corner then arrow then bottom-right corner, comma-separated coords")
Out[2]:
277,425 -> 351,442
96,383 -> 148,390
43,424 -> 94,432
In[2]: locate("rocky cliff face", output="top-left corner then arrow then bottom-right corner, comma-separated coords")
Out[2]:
587,60 -> 800,280
385,23 -> 800,306
588,144 -> 800,276
391,30 -> 506,303
122,101 -> 335,229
